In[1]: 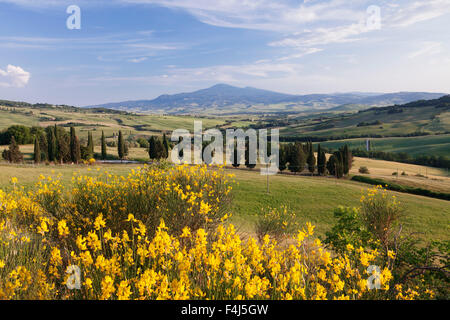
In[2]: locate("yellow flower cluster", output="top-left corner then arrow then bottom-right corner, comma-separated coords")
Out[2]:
0,166 -> 435,300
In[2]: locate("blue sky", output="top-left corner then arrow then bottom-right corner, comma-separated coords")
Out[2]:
0,0 -> 449,106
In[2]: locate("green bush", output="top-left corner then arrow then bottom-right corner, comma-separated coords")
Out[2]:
351,175 -> 450,201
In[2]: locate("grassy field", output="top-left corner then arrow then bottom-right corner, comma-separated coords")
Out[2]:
0,105 -> 253,143
280,105 -> 450,139
318,134 -> 450,157
0,163 -> 447,241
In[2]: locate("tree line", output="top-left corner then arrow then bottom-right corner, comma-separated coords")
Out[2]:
230,140 -> 353,178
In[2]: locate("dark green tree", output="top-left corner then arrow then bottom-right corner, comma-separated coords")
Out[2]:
278,144 -> 288,172
307,142 -> 316,174
327,152 -> 344,178
162,133 -> 169,158
47,127 -> 57,162
148,136 -> 157,159
33,134 -> 40,164
39,132 -> 48,162
87,131 -> 94,159
288,142 -> 306,173
70,127 -> 81,164
317,144 -> 326,176
118,131 -> 125,160
101,131 -> 107,160
2,136 -> 23,163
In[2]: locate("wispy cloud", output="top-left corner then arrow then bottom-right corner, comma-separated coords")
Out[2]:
0,64 -> 31,87
408,42 -> 443,59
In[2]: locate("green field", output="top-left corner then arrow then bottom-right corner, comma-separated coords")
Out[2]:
0,163 -> 448,241
0,105 -> 253,144
317,134 -> 450,157
280,104 -> 450,139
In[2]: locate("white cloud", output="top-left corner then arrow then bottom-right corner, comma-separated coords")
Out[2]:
0,65 -> 31,87
408,42 -> 443,59
128,57 -> 148,63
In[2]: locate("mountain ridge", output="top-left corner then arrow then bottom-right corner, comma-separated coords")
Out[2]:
82,84 -> 447,114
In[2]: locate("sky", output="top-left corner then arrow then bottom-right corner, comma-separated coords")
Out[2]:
0,0 -> 449,106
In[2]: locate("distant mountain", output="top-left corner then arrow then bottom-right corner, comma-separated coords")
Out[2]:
85,84 -> 447,115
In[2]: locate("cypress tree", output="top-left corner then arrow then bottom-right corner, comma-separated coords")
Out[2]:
288,143 -> 305,173
148,136 -> 157,159
327,152 -> 344,178
317,144 -> 326,176
279,144 -> 288,172
307,142 -> 316,174
87,131 -> 94,159
341,145 -> 353,175
70,127 -> 81,164
3,136 -> 23,163
39,132 -> 48,161
101,131 -> 107,160
118,131 -> 125,160
57,130 -> 70,164
162,133 -> 169,158
47,127 -> 57,162
34,134 -> 41,164
155,138 -> 165,159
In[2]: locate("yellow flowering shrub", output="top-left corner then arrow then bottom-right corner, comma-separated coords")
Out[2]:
0,166 -> 439,300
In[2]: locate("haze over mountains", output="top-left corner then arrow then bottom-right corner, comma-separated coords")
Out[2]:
85,84 -> 447,115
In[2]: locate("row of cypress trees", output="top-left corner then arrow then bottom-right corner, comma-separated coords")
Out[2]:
33,126 -> 108,164
148,133 -> 170,160
278,142 -> 352,177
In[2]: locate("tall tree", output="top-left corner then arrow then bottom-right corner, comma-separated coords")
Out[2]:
148,136 -> 157,159
278,144 -> 288,172
57,130 -> 71,164
39,131 -> 48,162
307,142 -> 316,174
33,134 -> 41,164
327,151 -> 344,178
87,131 -> 94,159
118,131 -> 125,160
155,138 -> 165,159
101,131 -> 107,160
288,142 -> 305,173
317,144 -> 326,176
70,127 -> 81,164
47,127 -> 57,162
162,133 -> 169,158
341,145 -> 353,175
2,136 -> 23,163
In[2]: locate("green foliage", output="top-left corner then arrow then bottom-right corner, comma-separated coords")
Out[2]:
288,142 -> 306,173
306,141 -> 316,173
358,166 -> 370,174
33,135 -> 40,164
118,130 -> 125,160
2,136 -> 23,163
101,131 -> 107,160
70,127 -> 81,164
351,175 -> 450,201
324,206 -> 372,254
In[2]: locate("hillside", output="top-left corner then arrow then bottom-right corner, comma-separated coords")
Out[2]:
280,95 -> 450,139
84,84 -> 447,115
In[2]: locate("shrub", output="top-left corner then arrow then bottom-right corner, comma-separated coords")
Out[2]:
359,166 -> 370,174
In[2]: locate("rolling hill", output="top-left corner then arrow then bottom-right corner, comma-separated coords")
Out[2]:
84,84 -> 447,115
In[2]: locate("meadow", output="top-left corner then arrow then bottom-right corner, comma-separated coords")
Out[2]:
0,162 -> 448,241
